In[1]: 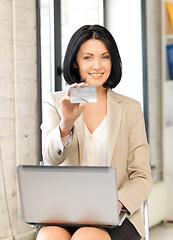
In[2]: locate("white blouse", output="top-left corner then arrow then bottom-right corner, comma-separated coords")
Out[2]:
82,116 -> 107,166
61,116 -> 108,166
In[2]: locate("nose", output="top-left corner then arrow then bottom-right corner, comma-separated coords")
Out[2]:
93,58 -> 101,70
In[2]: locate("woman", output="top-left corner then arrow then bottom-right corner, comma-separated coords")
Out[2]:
37,25 -> 152,240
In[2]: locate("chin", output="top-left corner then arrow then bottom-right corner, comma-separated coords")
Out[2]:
87,79 -> 107,86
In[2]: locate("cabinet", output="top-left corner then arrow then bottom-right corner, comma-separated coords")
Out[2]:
161,0 -> 173,220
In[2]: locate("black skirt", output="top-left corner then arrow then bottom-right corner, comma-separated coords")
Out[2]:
35,218 -> 141,240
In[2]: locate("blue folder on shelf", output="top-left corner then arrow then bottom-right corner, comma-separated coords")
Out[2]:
166,44 -> 173,80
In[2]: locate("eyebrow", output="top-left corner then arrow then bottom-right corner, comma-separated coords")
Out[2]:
82,51 -> 110,56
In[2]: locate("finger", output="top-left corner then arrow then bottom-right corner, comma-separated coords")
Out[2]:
78,82 -> 89,88
80,81 -> 88,87
71,83 -> 78,88
78,82 -> 85,87
79,102 -> 86,110
60,95 -> 70,106
63,95 -> 71,102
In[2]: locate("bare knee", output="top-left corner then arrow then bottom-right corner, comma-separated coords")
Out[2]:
36,226 -> 71,240
71,227 -> 111,240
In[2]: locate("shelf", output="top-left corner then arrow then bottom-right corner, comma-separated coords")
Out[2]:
165,79 -> 173,83
165,34 -> 173,40
161,0 -> 173,221
165,125 -> 173,130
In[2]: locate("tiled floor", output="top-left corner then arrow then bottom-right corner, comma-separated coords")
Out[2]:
149,222 -> 173,240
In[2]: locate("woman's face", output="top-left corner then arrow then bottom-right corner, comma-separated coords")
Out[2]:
76,39 -> 112,88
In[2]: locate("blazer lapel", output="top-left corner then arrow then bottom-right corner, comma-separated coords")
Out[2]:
107,89 -> 123,166
74,113 -> 84,165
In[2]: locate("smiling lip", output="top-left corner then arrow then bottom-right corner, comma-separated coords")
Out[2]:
89,73 -> 104,79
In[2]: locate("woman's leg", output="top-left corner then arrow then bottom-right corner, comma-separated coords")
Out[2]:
35,219 -> 140,240
36,226 -> 71,240
71,227 -> 111,240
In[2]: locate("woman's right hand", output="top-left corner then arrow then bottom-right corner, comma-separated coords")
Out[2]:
59,82 -> 87,138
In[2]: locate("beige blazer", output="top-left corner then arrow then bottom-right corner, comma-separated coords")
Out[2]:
41,88 -> 152,237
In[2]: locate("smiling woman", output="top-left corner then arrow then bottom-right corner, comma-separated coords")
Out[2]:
37,24 -> 152,240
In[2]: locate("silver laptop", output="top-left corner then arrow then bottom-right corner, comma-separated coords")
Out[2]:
16,165 -> 127,228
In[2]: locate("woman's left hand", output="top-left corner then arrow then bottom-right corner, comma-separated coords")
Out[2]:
118,200 -> 124,214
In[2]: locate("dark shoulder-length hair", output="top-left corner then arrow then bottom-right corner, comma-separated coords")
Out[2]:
63,25 -> 122,89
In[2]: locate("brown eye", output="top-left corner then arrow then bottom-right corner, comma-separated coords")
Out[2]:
102,56 -> 109,59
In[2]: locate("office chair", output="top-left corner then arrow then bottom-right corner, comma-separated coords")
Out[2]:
143,199 -> 150,240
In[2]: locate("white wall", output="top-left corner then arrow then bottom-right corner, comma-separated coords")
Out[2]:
0,0 -> 38,239
105,0 -> 143,107
146,0 -> 162,182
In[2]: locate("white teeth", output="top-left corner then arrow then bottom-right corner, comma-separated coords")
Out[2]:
90,74 -> 102,78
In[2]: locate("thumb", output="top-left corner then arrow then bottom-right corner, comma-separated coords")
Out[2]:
78,103 -> 86,113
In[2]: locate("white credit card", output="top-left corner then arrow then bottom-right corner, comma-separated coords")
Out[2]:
70,86 -> 97,103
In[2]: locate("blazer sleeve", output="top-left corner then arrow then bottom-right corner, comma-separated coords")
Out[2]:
41,92 -> 72,165
118,102 -> 152,215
